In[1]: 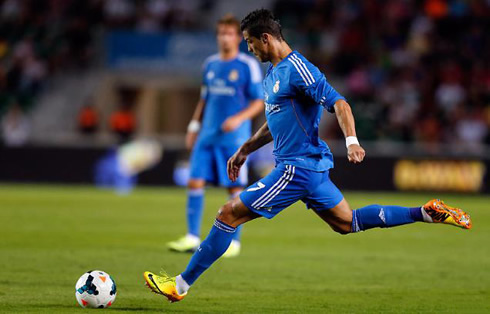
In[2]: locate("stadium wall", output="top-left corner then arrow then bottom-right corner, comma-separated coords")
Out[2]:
1,146 -> 488,194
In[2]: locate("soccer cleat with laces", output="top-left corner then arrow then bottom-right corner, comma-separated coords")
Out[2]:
143,271 -> 186,303
167,235 -> 200,253
422,199 -> 472,229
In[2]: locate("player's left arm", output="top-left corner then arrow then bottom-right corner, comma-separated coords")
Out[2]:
227,121 -> 272,182
334,99 -> 365,164
221,99 -> 264,132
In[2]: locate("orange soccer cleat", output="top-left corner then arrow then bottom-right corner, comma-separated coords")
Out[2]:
422,199 -> 472,229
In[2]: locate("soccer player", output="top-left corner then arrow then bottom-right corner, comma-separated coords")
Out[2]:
145,9 -> 472,302
166,14 -> 264,258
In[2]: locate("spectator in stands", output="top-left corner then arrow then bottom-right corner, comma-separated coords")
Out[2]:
455,106 -> 488,151
1,102 -> 30,146
110,103 -> 136,142
78,103 -> 99,134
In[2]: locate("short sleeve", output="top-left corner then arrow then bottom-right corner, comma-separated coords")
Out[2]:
288,54 -> 345,113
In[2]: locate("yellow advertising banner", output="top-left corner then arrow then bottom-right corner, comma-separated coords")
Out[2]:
394,160 -> 486,192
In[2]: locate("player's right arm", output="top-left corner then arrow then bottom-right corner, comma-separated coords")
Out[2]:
334,99 -> 365,164
288,54 -> 365,164
186,98 -> 205,150
227,121 -> 272,182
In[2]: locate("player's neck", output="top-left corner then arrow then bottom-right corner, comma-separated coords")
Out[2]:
219,49 -> 239,61
270,42 -> 292,67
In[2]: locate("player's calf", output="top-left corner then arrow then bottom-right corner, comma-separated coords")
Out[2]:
313,198 -> 353,235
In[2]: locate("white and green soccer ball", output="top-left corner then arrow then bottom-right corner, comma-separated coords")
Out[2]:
75,270 -> 116,308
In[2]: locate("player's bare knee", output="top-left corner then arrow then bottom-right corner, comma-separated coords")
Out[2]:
188,179 -> 205,190
216,201 -> 235,225
227,187 -> 242,196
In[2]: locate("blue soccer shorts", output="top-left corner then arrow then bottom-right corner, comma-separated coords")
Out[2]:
240,163 -> 343,219
189,141 -> 247,188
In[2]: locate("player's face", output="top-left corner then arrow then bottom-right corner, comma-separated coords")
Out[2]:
243,30 -> 269,62
216,24 -> 241,53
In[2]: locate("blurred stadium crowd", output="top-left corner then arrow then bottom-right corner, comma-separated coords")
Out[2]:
0,0 -> 212,110
273,0 -> 489,149
0,0 -> 488,148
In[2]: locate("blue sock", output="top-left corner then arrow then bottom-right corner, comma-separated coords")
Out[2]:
186,188 -> 204,237
181,219 -> 236,285
351,204 -> 423,232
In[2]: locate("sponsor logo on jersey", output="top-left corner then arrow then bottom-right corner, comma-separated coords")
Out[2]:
265,102 -> 280,114
209,86 -> 236,96
209,79 -> 236,96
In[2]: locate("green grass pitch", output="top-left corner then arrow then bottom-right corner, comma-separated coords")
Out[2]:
0,184 -> 489,313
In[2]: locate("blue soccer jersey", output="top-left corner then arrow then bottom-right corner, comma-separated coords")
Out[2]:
190,52 -> 263,187
240,51 -> 346,216
199,53 -> 263,147
263,51 -> 345,171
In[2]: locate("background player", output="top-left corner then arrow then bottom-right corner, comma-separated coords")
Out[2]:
147,9 -> 472,301
167,15 -> 264,258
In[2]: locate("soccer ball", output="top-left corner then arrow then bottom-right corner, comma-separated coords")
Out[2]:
75,270 -> 117,308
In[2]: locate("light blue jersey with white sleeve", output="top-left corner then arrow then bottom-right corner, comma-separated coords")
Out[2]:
263,51 -> 345,171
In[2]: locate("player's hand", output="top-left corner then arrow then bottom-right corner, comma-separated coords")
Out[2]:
185,131 -> 198,151
227,148 -> 248,182
347,144 -> 365,164
221,116 -> 243,133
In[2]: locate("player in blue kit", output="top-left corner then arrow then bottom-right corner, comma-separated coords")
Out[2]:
167,15 -> 264,258
146,9 -> 472,302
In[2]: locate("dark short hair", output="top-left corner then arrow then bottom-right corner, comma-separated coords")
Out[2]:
217,14 -> 241,35
240,9 -> 284,40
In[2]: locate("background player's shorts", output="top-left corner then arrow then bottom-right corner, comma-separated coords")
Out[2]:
189,141 -> 247,187
240,163 -> 343,219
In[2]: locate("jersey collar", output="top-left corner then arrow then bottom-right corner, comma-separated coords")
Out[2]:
271,50 -> 297,69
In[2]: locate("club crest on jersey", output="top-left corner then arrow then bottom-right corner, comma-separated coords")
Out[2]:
228,69 -> 239,82
207,71 -> 215,80
273,80 -> 280,93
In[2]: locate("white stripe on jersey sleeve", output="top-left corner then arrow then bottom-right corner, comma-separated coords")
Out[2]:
238,53 -> 262,83
288,57 -> 312,86
291,54 -> 315,85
